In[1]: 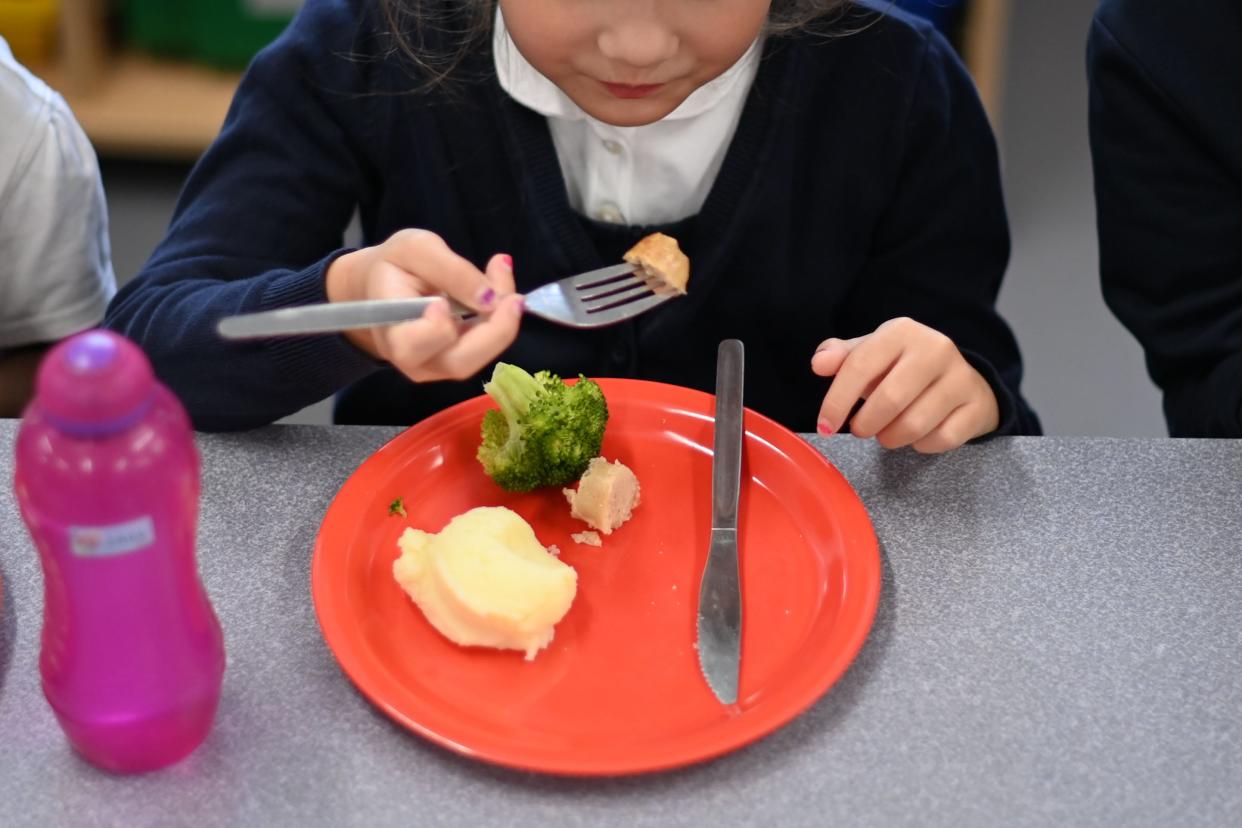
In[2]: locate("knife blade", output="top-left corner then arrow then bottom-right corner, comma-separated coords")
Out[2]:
696,339 -> 745,705
216,297 -> 446,340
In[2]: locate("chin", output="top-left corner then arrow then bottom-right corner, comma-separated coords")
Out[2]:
563,82 -> 689,127
579,98 -> 683,127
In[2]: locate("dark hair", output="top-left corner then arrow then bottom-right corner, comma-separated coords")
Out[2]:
377,0 -> 854,90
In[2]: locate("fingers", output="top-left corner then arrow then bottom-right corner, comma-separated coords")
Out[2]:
344,258 -> 443,359
810,337 -> 860,379
340,233 -> 521,381
455,254 -> 518,322
848,334 -> 957,439
871,378 -> 959,448
403,254 -> 523,381
370,257 -> 431,301
381,229 -> 502,313
911,404 -> 987,454
815,334 -> 902,435
382,290 -> 525,383
348,230 -> 525,381
484,253 -> 518,296
810,318 -> 1000,452
871,360 -> 1001,451
415,294 -> 525,381
377,297 -> 460,373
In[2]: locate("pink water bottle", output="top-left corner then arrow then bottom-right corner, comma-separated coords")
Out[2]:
13,329 -> 225,773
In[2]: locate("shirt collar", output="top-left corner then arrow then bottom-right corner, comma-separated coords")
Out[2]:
493,8 -> 762,124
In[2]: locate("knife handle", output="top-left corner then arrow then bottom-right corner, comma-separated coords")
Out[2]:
712,339 -> 745,528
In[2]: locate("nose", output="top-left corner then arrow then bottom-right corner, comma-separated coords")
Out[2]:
597,17 -> 679,70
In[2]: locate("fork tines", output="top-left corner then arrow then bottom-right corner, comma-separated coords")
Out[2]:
574,268 -> 676,315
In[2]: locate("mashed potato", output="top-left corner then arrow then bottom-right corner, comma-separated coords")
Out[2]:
392,506 -> 577,660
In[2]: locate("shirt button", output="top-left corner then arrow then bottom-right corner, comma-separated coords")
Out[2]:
596,202 -> 626,224
602,139 -> 623,155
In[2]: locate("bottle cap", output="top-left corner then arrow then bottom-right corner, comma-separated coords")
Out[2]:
36,330 -> 157,437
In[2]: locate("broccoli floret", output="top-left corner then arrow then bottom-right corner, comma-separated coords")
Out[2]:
476,363 -> 608,492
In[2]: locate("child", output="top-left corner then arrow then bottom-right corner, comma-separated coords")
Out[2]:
105,0 -> 1040,450
1,35 -> 116,416
1089,0 -> 1242,437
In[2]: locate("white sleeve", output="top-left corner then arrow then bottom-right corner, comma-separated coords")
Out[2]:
0,79 -> 117,350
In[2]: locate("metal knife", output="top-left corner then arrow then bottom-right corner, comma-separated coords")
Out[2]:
696,338 -> 745,705
216,297 -> 452,340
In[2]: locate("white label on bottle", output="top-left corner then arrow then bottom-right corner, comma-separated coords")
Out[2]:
69,517 -> 156,558
244,0 -> 303,17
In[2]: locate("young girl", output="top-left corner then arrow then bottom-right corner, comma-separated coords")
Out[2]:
104,0 -> 1041,449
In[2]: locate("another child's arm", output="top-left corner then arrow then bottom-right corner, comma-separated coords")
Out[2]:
1090,5 -> 1242,436
1,51 -> 114,416
811,23 -> 1039,449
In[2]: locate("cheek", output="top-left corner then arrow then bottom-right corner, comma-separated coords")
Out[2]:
499,0 -> 585,76
689,3 -> 769,68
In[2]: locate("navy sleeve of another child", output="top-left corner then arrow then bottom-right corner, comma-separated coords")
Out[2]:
1089,1 -> 1242,436
103,0 -> 381,431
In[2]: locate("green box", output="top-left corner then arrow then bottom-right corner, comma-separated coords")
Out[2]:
124,0 -> 301,70
189,0 -> 301,69
122,0 -> 193,58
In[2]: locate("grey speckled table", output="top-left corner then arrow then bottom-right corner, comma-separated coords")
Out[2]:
1,421 -> 1240,827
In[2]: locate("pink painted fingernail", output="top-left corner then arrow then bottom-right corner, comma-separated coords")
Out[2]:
477,287 -> 496,308
817,418 -> 837,436
512,296 -> 526,317
501,254 -> 513,270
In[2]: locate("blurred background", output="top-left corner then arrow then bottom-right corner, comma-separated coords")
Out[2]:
0,0 -> 1165,435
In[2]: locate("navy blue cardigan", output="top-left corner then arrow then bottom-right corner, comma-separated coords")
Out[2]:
105,0 -> 1040,435
1090,0 -> 1242,436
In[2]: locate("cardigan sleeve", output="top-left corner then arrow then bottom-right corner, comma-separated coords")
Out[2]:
838,26 -> 1041,437
103,0 -> 383,431
1089,14 -> 1242,437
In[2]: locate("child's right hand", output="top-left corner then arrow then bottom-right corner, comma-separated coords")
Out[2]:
325,229 -> 525,382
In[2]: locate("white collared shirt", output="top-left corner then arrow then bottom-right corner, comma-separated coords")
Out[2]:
493,12 -> 761,226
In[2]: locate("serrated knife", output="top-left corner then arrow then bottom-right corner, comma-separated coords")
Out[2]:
696,339 -> 744,705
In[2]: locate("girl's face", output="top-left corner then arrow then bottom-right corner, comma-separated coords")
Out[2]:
499,0 -> 772,127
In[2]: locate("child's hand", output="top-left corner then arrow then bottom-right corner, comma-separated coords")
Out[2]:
810,317 -> 1000,453
325,229 -> 524,382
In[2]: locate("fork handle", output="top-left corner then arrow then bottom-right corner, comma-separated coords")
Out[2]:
216,297 -> 470,340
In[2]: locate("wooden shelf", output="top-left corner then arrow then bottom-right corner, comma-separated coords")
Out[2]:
962,0 -> 1012,127
36,51 -> 240,161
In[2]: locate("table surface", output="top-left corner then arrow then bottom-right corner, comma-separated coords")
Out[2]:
1,421 -> 1240,827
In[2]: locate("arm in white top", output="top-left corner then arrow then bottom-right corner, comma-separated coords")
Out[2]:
0,37 -> 116,353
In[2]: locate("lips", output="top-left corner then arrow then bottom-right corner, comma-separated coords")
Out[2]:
600,81 -> 665,99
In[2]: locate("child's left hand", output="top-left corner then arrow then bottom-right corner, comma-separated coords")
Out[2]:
810,317 -> 1000,453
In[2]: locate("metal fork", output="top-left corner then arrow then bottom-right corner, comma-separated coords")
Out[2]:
216,262 -> 681,340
